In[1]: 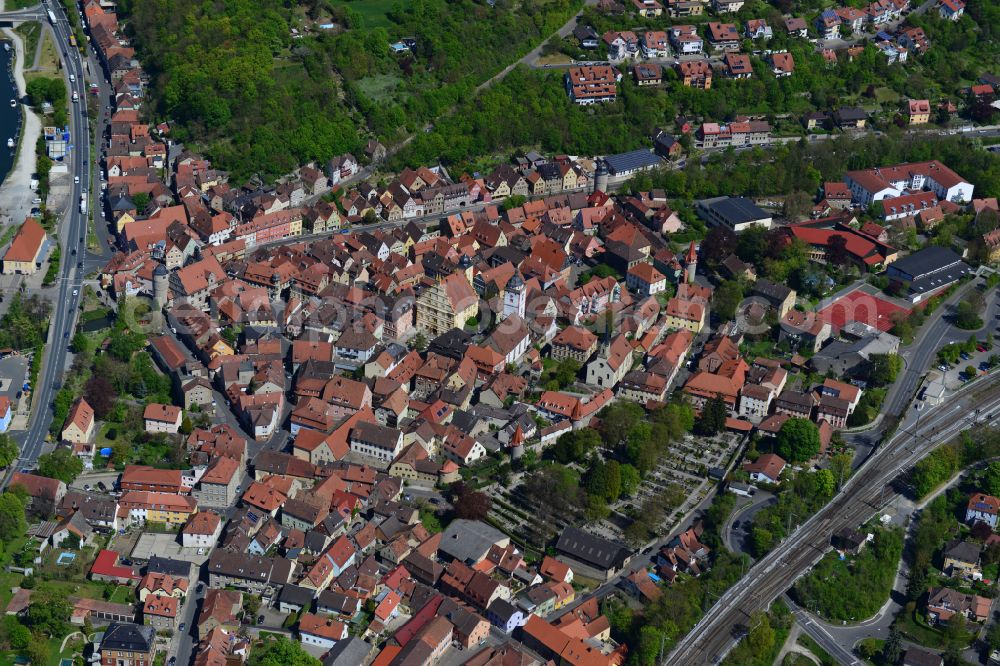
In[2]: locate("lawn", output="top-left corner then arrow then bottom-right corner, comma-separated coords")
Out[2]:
24,28 -> 60,85
873,87 -> 900,104
894,607 -> 950,649
797,633 -> 840,666
328,0 -> 410,28
13,21 -> 40,68
356,74 -> 408,105
107,584 -> 133,604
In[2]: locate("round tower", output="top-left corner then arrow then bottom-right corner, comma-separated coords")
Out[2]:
594,159 -> 609,194
509,424 -> 525,460
685,241 -> 698,284
153,262 -> 169,308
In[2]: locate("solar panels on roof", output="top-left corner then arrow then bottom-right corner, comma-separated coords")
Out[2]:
603,149 -> 661,175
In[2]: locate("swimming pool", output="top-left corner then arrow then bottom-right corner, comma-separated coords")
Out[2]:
56,552 -> 76,565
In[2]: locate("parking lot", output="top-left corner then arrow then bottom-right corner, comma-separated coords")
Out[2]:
0,353 -> 29,427
935,335 -> 1000,390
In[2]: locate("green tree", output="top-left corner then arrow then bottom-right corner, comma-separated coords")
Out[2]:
634,625 -> 666,666
752,527 -> 774,555
696,394 -> 728,436
814,469 -> 835,497
911,444 -> 960,498
2,616 -> 30,651
955,300 -> 983,330
867,353 -> 902,386
553,358 -> 581,388
130,192 -> 150,211
0,434 -> 18,468
829,452 -> 853,489
944,611 -> 970,650
746,610 -> 775,656
243,595 -> 262,620
25,637 -> 49,666
882,627 -> 903,665
70,332 -> 91,355
24,592 -> 71,636
983,461 -> 1000,497
247,636 -> 320,666
620,463 -> 640,497
776,418 -> 821,463
712,280 -> 744,321
0,492 -> 27,543
550,428 -> 601,464
37,448 -> 84,484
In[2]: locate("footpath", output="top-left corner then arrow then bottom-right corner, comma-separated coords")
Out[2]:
0,15 -> 42,231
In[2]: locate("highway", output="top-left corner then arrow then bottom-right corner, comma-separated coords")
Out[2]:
0,0 -> 90,483
667,376 -> 1000,664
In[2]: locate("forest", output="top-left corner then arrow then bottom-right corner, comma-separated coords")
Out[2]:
118,0 -> 581,180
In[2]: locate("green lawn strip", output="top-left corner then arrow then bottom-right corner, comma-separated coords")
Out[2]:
796,633 -> 840,666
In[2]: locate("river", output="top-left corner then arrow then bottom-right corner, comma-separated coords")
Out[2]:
0,40 -> 21,189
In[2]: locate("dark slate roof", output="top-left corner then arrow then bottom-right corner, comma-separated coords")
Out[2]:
603,150 -> 662,175
102,622 -> 155,653
428,328 -> 472,360
323,636 -> 373,666
943,539 -> 981,564
902,648 -> 944,666
146,556 -> 191,578
556,526 -> 631,570
279,583 -> 315,608
835,106 -> 868,121
702,196 -> 768,224
487,598 -> 521,623
888,245 -> 963,281
753,278 -> 793,303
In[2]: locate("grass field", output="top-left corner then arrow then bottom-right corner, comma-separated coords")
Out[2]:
25,28 -> 60,84
328,0 -> 408,28
356,74 -> 406,104
13,21 -> 40,67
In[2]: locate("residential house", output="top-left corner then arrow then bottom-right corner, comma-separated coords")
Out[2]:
938,0 -> 964,20
943,540 -> 982,580
966,493 -> 1000,528
927,586 -> 990,624
742,453 -> 786,484
9,472 -> 67,517
143,403 -> 183,434
99,623 -> 155,666
62,398 -> 95,444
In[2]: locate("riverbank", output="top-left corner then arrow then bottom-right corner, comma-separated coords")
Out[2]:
0,23 -> 42,230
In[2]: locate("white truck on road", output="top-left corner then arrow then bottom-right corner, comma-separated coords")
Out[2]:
79,194 -> 86,214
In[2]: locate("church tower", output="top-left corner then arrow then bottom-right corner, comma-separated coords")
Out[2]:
502,272 -> 526,321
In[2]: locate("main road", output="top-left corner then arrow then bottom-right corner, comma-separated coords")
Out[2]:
667,375 -> 1000,664
0,0 -> 91,483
